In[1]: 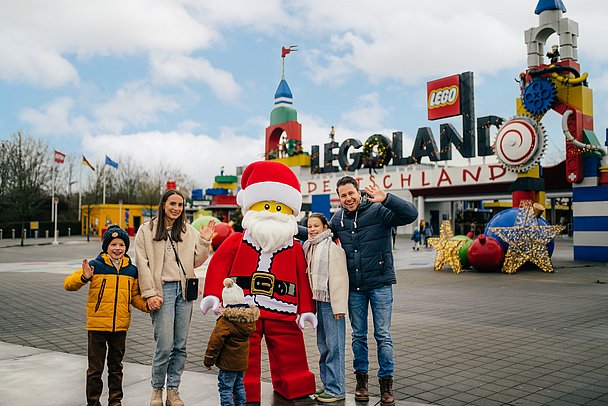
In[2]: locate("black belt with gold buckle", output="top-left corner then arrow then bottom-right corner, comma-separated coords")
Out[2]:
231,273 -> 296,297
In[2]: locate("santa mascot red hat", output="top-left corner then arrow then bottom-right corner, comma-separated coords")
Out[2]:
237,161 -> 302,216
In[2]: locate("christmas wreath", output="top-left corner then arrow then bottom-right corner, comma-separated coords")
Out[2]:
362,134 -> 392,168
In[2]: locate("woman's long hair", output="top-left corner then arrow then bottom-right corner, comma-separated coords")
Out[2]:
151,189 -> 187,242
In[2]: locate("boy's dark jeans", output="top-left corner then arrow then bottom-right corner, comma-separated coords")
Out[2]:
87,330 -> 127,406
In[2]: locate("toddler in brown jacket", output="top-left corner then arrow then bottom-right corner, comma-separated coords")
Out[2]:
204,278 -> 259,406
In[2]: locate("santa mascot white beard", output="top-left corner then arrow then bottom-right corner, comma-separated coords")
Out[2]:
242,209 -> 298,253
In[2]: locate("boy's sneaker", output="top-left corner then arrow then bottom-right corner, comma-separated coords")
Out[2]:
312,389 -> 324,398
316,392 -> 345,403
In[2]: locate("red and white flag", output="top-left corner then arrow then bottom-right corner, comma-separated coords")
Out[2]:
54,150 -> 66,164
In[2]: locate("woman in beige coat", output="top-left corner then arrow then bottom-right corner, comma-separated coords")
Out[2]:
135,189 -> 215,406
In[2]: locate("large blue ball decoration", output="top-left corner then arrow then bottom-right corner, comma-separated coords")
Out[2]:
484,208 -> 555,256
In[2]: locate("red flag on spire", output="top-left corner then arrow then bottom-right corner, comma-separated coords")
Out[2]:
281,45 -> 298,57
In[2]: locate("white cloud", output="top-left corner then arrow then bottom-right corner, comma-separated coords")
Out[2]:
591,71 -> 608,92
18,84 -> 179,136
82,130 -> 265,188
304,46 -> 355,86
0,36 -> 79,87
150,54 -> 241,102
176,120 -> 203,133
0,0 -> 217,86
92,83 -> 179,133
19,97 -> 92,136
339,93 -> 390,131
189,0 -> 291,32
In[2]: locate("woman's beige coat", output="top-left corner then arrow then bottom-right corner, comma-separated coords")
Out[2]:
135,219 -> 211,299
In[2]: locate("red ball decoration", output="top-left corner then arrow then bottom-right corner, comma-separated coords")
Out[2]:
467,234 -> 504,272
212,222 -> 234,251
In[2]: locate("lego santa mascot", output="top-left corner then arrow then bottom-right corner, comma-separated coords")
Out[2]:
201,160 -> 316,402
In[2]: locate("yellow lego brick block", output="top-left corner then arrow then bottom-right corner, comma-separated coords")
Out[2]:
272,154 -> 311,167
213,182 -> 236,189
517,165 -> 540,179
555,84 -> 593,116
515,98 -> 528,115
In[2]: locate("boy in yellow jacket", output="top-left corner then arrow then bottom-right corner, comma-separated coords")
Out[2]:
64,225 -> 148,406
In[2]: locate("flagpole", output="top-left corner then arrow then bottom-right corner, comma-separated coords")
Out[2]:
51,163 -> 55,223
78,158 -> 82,221
103,172 -> 106,205
53,197 -> 59,245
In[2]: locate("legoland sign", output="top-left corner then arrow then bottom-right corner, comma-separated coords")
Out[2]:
303,164 -> 516,196
310,72 -> 504,175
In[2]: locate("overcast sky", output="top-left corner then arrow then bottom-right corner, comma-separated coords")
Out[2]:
2,0 -> 607,189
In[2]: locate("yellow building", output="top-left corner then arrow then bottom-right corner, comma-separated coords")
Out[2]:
81,203 -> 152,237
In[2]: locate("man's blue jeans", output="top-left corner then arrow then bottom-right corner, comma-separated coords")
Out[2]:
218,370 -> 246,406
348,285 -> 394,378
150,281 -> 193,389
316,301 -> 346,397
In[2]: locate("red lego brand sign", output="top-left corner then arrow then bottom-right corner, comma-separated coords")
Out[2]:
427,74 -> 461,120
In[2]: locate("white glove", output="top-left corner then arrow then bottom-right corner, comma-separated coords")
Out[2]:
200,295 -> 221,315
297,312 -> 318,330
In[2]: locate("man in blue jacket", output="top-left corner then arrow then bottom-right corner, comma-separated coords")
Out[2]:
329,176 -> 417,405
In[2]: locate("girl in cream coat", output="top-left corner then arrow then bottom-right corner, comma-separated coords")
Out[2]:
302,213 -> 348,402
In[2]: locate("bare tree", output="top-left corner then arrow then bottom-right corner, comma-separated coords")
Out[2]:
137,163 -> 192,220
0,131 -> 51,245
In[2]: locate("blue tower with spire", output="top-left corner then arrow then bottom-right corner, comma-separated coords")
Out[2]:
264,51 -> 302,161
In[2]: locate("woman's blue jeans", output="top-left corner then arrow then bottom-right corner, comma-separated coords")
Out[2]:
150,281 -> 193,389
316,301 -> 346,397
348,285 -> 394,378
218,370 -> 246,406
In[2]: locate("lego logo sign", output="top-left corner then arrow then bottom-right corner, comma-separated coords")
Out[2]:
429,86 -> 458,108
427,74 -> 461,120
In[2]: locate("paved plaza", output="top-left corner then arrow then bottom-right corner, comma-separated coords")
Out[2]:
0,234 -> 607,405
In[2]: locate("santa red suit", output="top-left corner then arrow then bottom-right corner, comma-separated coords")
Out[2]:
201,161 -> 316,402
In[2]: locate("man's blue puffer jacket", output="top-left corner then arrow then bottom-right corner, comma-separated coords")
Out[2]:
329,193 -> 417,291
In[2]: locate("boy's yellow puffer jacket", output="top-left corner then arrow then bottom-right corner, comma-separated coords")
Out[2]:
64,253 -> 148,332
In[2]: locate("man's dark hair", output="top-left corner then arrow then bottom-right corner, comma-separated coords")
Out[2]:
336,176 -> 359,194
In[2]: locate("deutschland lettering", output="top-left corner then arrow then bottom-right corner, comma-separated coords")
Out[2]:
304,164 -> 514,196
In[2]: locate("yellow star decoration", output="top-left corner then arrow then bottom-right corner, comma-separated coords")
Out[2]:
488,200 -> 565,274
427,220 -> 467,273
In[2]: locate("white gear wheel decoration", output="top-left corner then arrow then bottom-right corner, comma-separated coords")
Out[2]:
493,115 -> 547,173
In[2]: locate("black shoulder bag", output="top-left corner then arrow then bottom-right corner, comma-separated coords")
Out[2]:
169,238 -> 199,301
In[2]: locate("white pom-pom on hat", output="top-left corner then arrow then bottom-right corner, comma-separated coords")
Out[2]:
222,277 -> 245,306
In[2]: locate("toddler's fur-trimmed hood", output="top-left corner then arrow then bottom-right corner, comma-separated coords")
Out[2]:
221,304 -> 260,323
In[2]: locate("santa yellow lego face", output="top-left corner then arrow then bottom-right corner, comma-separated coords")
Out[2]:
249,200 -> 294,215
